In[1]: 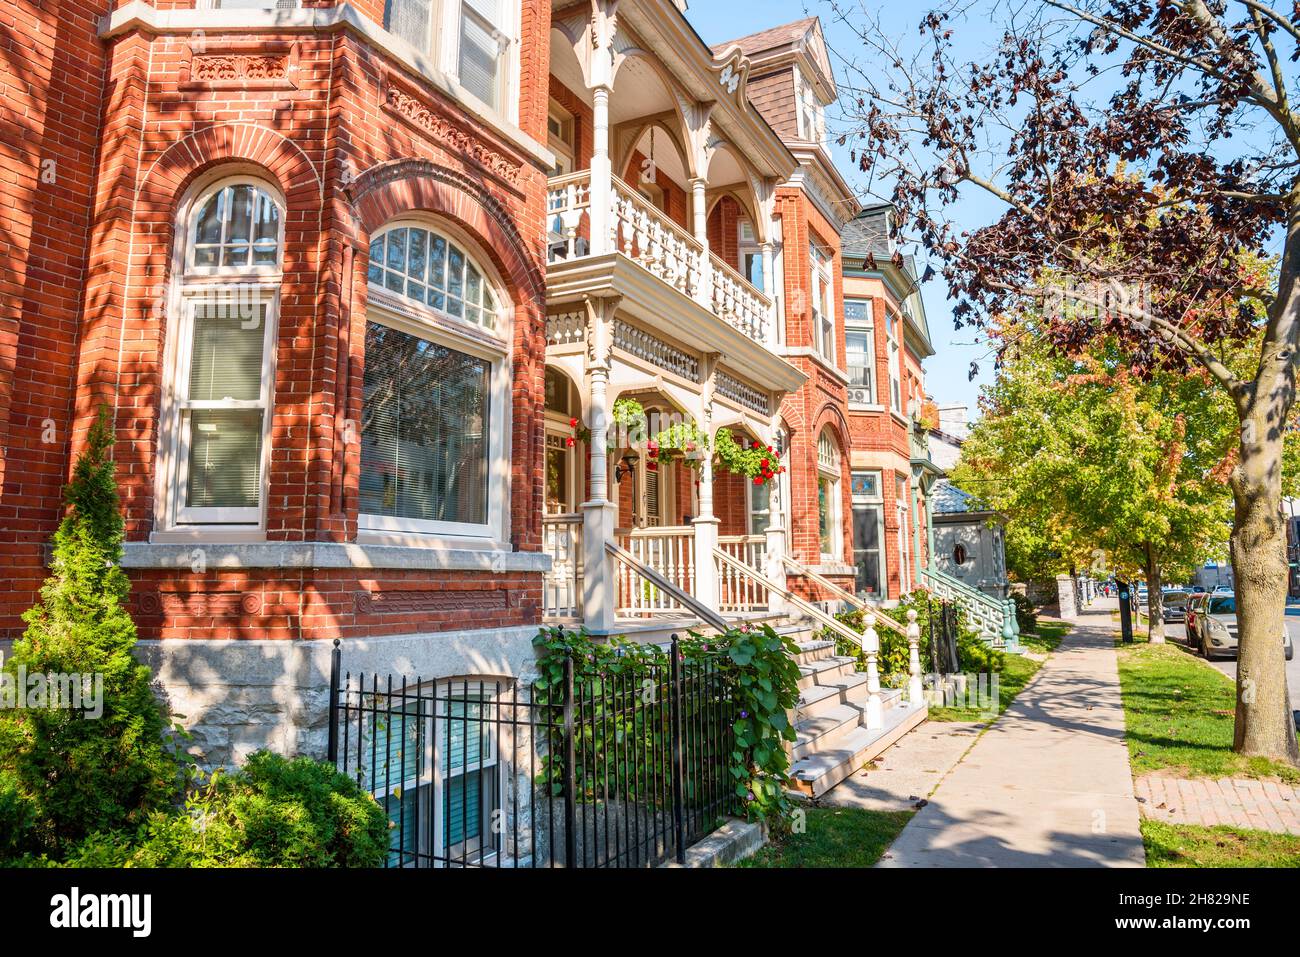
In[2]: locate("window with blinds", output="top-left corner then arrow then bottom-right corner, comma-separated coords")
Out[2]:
384,0 -> 434,51
170,178 -> 282,527
458,0 -> 507,110
360,322 -> 490,530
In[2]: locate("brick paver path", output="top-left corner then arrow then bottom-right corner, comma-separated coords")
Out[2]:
1135,772 -> 1300,834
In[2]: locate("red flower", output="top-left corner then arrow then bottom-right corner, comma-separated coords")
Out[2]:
569,417 -> 579,428
766,445 -> 773,453
760,458 -> 769,469
752,477 -> 762,486
566,437 -> 575,447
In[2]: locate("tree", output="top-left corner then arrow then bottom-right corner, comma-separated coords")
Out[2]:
953,321 -> 1236,640
833,0 -> 1300,762
0,407 -> 178,853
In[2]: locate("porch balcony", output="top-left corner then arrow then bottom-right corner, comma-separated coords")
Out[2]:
547,170 -> 772,348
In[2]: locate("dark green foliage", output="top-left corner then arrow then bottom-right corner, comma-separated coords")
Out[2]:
0,407 -> 178,853
1011,592 -> 1038,635
58,753 -> 390,868
823,591 -> 1005,677
532,623 -> 802,828
0,770 -> 35,859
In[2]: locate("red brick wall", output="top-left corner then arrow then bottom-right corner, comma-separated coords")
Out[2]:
774,188 -> 854,599
0,4 -> 554,641
0,0 -> 113,630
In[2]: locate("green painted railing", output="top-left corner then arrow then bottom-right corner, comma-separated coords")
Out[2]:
920,565 -> 1020,652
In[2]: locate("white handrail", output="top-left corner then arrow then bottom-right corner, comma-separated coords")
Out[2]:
606,541 -> 729,632
780,555 -> 908,638
713,547 -> 865,650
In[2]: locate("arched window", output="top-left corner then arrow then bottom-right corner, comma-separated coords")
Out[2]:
189,181 -> 282,271
360,221 -> 510,541
368,225 -> 498,330
816,428 -> 843,560
161,176 -> 283,530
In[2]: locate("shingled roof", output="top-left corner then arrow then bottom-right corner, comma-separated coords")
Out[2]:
712,17 -> 820,57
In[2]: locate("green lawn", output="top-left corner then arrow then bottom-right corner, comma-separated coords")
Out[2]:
1115,640 -> 1300,783
737,807 -> 912,868
1020,619 -> 1072,654
1143,819 -> 1300,867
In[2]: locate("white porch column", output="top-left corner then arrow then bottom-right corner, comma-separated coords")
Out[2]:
588,84 -> 612,256
760,239 -> 777,348
690,177 -> 712,309
763,413 -> 787,615
692,356 -> 720,611
581,298 -> 619,633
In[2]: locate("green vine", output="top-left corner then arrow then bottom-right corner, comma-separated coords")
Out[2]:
531,623 -> 802,828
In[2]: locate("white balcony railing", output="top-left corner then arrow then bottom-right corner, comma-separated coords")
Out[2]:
717,535 -> 767,612
542,514 -> 583,620
615,525 -> 695,617
546,171 -> 771,346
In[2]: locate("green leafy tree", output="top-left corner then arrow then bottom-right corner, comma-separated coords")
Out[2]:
952,323 -> 1237,641
0,407 -> 178,853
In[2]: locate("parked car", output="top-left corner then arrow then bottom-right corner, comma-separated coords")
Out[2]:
1184,592 -> 1209,643
1195,594 -> 1294,661
1162,590 -> 1190,623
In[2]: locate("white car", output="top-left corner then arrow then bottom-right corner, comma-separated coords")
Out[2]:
1196,594 -> 1294,661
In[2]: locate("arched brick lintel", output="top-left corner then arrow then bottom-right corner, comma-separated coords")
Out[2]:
137,121 -> 323,213
348,159 -> 545,308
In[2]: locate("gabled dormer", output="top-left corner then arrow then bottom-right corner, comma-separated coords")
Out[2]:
712,17 -> 837,153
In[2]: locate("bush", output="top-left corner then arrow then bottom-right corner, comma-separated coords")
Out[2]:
1011,592 -> 1038,635
0,408 -> 179,854
824,591 -> 1006,678
60,753 -> 390,869
0,770 -> 35,859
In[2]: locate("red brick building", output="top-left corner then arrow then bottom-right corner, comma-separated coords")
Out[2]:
1,1 -> 966,780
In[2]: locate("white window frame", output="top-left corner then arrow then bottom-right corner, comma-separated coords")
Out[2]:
809,241 -> 836,364
383,0 -> 519,122
816,430 -> 842,561
851,470 -> 886,598
844,298 -> 876,405
158,174 -> 284,532
886,310 -> 903,415
367,680 -> 505,867
738,218 -> 763,291
896,473 -> 912,594
547,99 -> 575,175
360,219 -> 512,545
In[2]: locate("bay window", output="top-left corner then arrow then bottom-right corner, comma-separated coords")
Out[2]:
362,221 -> 508,541
162,178 -> 282,529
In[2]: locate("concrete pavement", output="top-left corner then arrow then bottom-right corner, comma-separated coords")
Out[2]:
878,598 -> 1145,867
822,721 -> 984,812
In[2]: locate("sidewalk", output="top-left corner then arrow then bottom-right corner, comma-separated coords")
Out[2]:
879,599 -> 1145,867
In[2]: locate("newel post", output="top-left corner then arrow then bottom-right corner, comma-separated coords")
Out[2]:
863,623 -> 883,730
906,609 -> 923,708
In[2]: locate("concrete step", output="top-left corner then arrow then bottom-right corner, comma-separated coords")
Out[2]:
792,688 -> 906,761
796,655 -> 858,691
793,638 -> 836,667
795,672 -> 870,722
789,702 -> 929,798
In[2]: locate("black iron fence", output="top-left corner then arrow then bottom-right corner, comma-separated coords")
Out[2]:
327,636 -> 739,868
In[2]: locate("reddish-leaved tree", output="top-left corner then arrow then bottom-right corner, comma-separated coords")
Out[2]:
830,0 -> 1300,761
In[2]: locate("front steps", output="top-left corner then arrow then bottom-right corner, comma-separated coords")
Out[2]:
787,637 -> 928,798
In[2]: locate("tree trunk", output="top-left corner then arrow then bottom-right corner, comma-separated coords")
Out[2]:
1144,543 -> 1165,643
1230,413 -> 1299,764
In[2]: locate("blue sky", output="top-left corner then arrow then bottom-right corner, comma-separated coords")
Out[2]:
689,0 -> 1008,415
